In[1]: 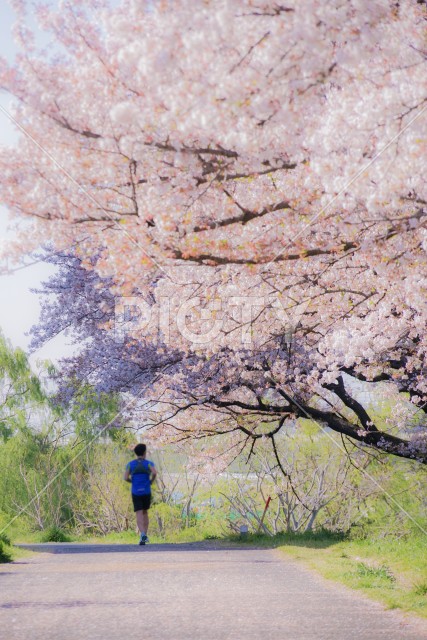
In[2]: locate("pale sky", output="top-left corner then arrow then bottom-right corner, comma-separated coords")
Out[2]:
0,2 -> 75,365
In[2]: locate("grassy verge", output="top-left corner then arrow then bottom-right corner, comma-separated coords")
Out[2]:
76,528 -> 225,545
234,531 -> 427,619
12,526 -> 223,546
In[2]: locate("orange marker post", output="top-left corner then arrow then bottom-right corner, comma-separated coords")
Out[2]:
257,496 -> 272,533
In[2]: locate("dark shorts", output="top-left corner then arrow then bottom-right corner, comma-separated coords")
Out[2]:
132,493 -> 151,512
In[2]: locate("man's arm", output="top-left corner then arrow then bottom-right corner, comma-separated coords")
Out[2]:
149,464 -> 157,485
124,464 -> 131,483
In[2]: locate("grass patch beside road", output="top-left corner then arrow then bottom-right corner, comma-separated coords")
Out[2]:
269,532 -> 427,619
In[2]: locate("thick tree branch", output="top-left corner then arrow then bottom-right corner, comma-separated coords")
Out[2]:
323,375 -> 375,430
170,241 -> 358,265
192,197 -> 291,232
266,383 -> 426,464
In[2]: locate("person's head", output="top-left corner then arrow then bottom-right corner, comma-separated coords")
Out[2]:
134,443 -> 147,458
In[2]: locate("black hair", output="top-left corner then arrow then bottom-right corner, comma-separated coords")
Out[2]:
134,443 -> 147,457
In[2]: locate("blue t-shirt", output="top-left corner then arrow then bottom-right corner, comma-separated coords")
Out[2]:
126,458 -> 155,496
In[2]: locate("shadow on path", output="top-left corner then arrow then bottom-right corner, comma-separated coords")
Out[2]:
15,541 -> 261,555
16,532 -> 346,555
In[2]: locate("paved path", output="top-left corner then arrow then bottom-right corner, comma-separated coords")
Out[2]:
1,542 -> 426,640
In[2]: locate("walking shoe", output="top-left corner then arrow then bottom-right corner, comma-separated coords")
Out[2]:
139,534 -> 148,546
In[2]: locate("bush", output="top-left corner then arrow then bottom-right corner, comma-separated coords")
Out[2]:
40,526 -> 71,543
413,582 -> 427,596
150,503 -> 183,539
0,540 -> 12,563
0,532 -> 11,546
355,562 -> 395,583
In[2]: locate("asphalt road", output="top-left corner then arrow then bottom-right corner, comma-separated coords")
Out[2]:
1,542 -> 426,640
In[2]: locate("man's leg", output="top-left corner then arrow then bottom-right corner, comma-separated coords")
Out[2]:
135,509 -> 149,544
141,509 -> 149,535
135,509 -> 145,533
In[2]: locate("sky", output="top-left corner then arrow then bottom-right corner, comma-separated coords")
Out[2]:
0,2 -> 74,366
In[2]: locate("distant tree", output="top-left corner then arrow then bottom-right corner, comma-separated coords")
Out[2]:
0,334 -> 128,531
220,429 -> 378,535
70,446 -> 132,535
0,333 -> 47,441
0,334 -> 71,528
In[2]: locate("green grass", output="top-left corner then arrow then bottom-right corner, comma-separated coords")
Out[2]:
413,582 -> 427,596
78,530 -> 138,544
267,532 -> 427,619
9,522 -> 223,548
78,526 -> 224,545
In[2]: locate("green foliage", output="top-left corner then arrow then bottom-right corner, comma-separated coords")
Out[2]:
0,540 -> 12,563
150,503 -> 184,539
40,526 -> 71,543
413,582 -> 427,596
0,336 -> 132,536
70,446 -> 132,535
0,333 -> 49,443
0,532 -> 11,546
0,335 -> 44,402
348,459 -> 427,540
353,562 -> 396,585
67,383 -> 125,441
214,429 -> 388,536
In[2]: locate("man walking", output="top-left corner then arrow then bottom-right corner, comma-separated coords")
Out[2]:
124,443 -> 157,545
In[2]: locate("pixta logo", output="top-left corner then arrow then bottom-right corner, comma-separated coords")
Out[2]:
114,294 -> 309,347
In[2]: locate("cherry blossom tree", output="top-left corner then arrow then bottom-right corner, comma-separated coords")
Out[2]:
30,251 -> 427,464
1,1 -> 427,463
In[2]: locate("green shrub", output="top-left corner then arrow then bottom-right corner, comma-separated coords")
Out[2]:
0,532 -> 11,546
40,526 -> 71,543
150,503 -> 184,539
349,562 -> 396,589
413,582 -> 427,596
0,540 -> 12,563
355,562 -> 395,582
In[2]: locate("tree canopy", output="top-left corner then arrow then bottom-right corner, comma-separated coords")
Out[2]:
1,1 -> 426,464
